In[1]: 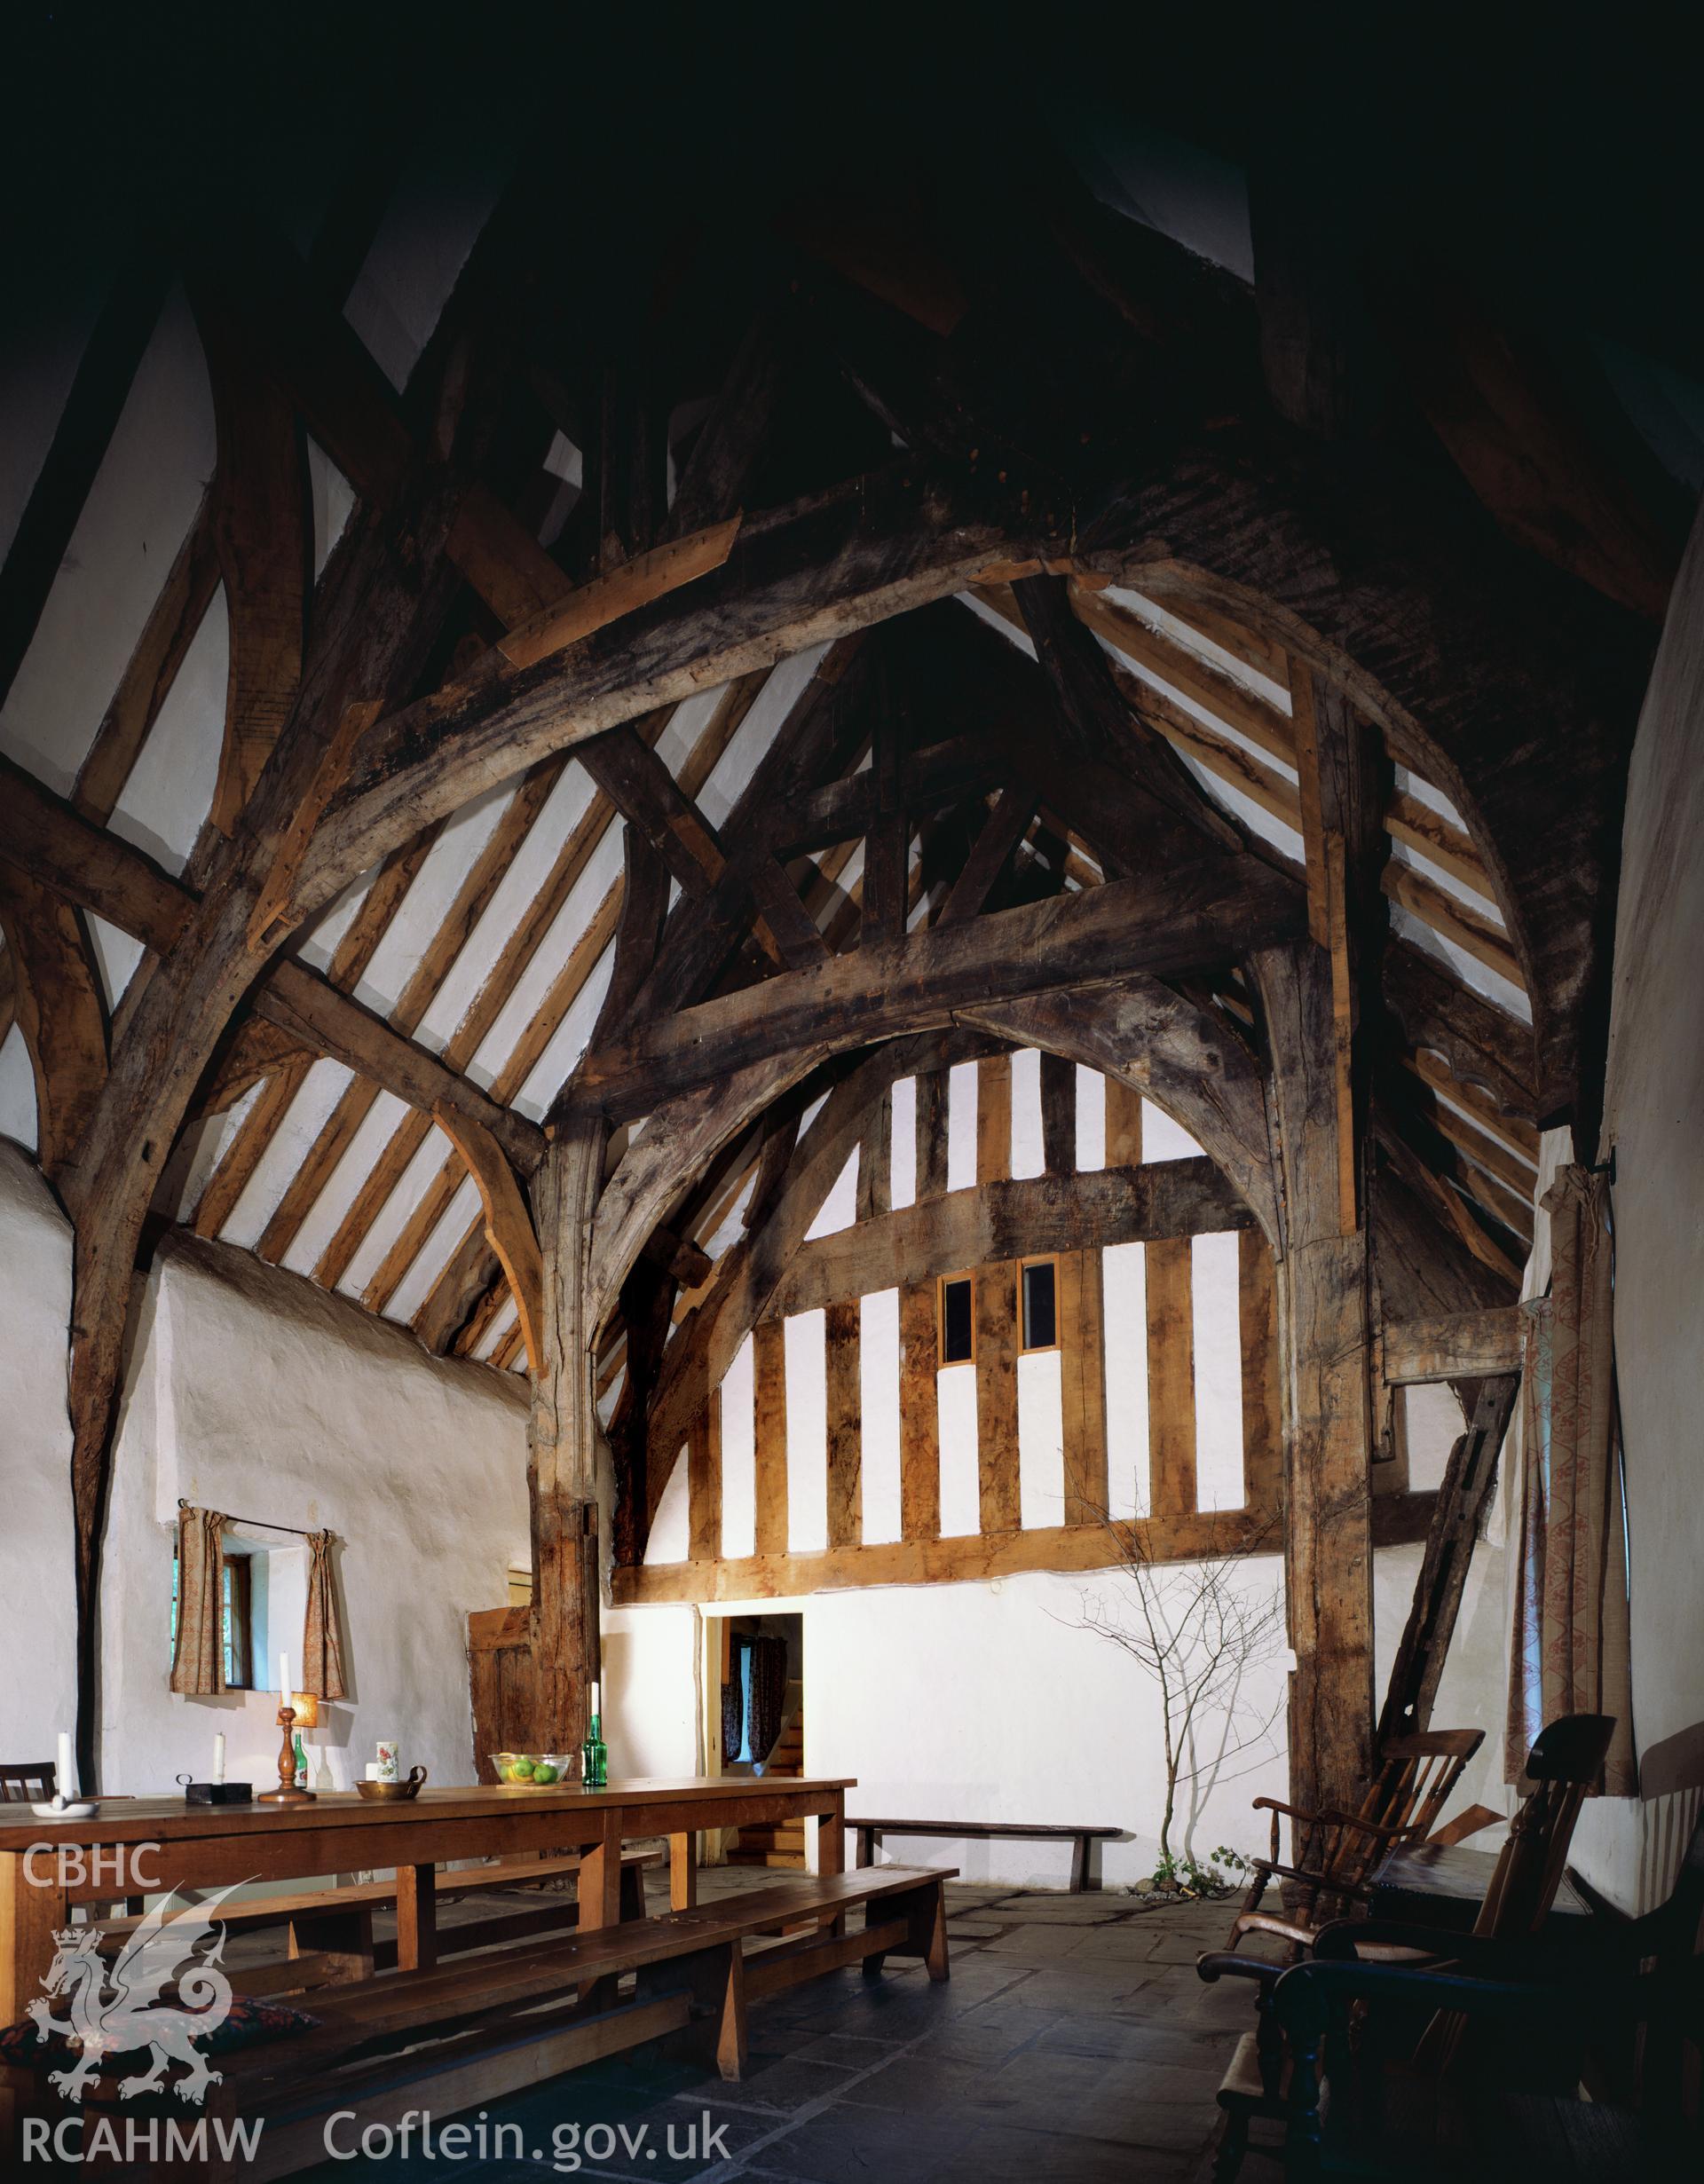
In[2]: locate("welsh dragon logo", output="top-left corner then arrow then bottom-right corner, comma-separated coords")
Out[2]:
27,1885 -> 242,2106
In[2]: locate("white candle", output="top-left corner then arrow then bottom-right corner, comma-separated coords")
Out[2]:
589,1682 -> 600,1718
56,1731 -> 74,1802
213,1733 -> 225,1785
279,1652 -> 292,1703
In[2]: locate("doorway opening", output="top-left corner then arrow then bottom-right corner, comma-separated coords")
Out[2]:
704,1611 -> 805,1867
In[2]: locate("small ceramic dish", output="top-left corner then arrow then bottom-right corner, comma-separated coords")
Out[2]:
354,1766 -> 428,1802
32,1801 -> 99,1819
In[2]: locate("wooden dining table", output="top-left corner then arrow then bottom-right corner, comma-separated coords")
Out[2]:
0,1774 -> 853,2024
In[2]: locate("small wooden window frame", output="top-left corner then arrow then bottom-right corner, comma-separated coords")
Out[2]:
221,1552 -> 254,1691
1019,1255 -> 1061,1353
938,1272 -> 976,1365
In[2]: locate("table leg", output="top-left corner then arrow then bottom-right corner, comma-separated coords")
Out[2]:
0,1851 -> 65,2024
670,1831 -> 698,1912
819,1791 -> 846,1937
819,1792 -> 845,1879
395,1864 -> 438,1973
578,1810 -> 624,1932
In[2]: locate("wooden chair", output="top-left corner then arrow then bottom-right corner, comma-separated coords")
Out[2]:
1228,1729 -> 1486,1955
1200,1715 -> 1613,2180
1271,1791 -> 1704,2177
0,1761 -> 56,1803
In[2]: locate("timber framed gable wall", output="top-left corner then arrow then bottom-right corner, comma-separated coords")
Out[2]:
617,1053 -> 1297,1604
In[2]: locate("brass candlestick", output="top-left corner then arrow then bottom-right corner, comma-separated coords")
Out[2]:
256,1705 -> 316,1804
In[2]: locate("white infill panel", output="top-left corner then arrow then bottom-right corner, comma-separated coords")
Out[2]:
860,1289 -> 902,1544
1192,1230 -> 1244,1512
720,1334 -> 757,1560
785,1310 -> 828,1553
1102,1240 -> 1148,1520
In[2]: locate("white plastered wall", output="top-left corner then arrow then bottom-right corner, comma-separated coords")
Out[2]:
603,1527 -> 1505,1890
0,1142 -> 530,1795
618,1071 -> 1510,1885
1563,495 -> 1704,1912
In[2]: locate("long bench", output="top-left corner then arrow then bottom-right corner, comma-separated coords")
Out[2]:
77,1864 -> 952,2182
96,1849 -> 661,1990
850,1815 -> 1119,1892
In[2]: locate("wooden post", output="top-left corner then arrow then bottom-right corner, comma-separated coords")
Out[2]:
1105,1078 -> 1143,1168
975,1261 -> 1022,1533
974,1059 -> 1020,1533
687,1395 -> 722,1564
976,1053 -> 1012,1182
1059,1248 -> 1108,1524
898,1281 -> 941,1541
529,1111 -> 604,1753
901,1060 -> 946,1540
1038,1050 -> 1076,1176
753,1317 -> 789,1556
824,1298 -> 863,1549
1256,936 -> 1377,1818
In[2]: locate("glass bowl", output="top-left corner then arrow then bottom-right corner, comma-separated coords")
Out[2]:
489,1750 -> 578,1787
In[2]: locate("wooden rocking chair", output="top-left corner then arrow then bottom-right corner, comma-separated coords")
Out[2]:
1272,1723 -> 1687,2179
1226,1728 -> 1487,1958
1199,1715 -> 1609,2180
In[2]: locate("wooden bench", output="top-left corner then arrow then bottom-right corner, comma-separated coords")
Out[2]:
850,1815 -> 1119,1892
96,1849 -> 661,1989
82,1865 -> 951,2182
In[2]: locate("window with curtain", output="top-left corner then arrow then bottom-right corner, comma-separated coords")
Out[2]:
170,1551 -> 252,1687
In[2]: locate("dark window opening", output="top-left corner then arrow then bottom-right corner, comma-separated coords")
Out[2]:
940,1274 -> 974,1363
1022,1259 -> 1058,1350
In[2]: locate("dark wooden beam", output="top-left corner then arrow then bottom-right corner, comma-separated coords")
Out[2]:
0,868 -> 107,1179
764,1158 -> 1251,1322
1382,941 -> 1539,1124
1255,936 -> 1376,1819
304,463 -> 1060,911
1013,572 -> 1242,860
0,756 -> 543,1173
581,856 -> 1303,1120
1383,1308 -> 1524,1386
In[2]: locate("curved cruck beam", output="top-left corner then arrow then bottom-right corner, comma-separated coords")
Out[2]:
586,1044 -> 840,1342
592,986 -> 1277,1521
965,983 -> 1279,1252
0,868 -> 108,1179
1080,429 -> 1651,1130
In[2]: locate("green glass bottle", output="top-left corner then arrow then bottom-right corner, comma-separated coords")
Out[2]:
293,1731 -> 308,1789
580,1681 -> 608,1790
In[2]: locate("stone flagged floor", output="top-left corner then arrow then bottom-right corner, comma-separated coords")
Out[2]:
293,1869 -> 1258,2183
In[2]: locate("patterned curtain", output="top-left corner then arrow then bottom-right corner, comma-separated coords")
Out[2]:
721,1667 -> 745,1762
170,1505 -> 227,1695
301,1530 -> 347,1701
1505,1166 -> 1637,1795
747,1636 -> 789,1764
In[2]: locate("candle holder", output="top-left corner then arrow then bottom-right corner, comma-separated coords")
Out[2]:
256,1706 -> 317,1804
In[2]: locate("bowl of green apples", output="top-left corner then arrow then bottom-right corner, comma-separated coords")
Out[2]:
490,1751 -> 579,1788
